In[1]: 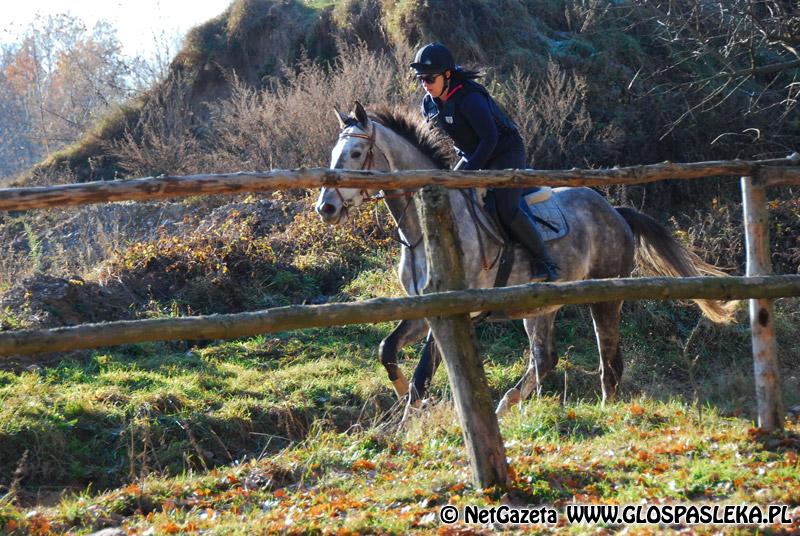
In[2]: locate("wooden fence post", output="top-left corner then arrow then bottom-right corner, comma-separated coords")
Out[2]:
741,176 -> 784,431
417,185 -> 508,489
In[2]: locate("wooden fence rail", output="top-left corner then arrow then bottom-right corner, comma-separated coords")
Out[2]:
0,155 -> 798,211
1,275 -> 798,357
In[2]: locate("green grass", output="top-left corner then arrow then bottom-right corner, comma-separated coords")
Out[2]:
1,398 -> 797,534
0,281 -> 798,533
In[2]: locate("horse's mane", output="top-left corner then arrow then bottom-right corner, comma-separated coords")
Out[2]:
369,107 -> 452,170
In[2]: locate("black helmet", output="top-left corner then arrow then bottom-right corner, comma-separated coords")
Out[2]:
410,42 -> 455,74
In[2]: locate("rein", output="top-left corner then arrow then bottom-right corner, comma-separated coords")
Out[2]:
459,190 -> 505,271
336,124 -> 424,294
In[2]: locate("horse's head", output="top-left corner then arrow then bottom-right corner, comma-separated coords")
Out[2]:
316,101 -> 385,224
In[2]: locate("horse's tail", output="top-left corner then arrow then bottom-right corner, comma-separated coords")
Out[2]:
615,207 -> 738,324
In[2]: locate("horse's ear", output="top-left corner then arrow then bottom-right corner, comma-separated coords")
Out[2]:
353,101 -> 369,127
333,106 -> 347,129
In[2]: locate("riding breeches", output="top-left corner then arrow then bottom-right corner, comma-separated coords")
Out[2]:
482,138 -> 527,228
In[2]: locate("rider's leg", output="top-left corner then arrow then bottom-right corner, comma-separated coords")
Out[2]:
486,139 -> 559,281
494,188 -> 559,282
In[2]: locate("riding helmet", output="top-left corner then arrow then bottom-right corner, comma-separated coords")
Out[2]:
410,42 -> 455,74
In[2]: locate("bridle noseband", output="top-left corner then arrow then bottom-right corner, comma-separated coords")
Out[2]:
330,126 -> 376,209
333,123 -> 415,204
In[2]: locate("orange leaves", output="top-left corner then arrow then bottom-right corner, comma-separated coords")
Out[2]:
122,483 -> 142,495
2,47 -> 37,93
352,459 -> 376,472
404,442 -> 423,456
160,520 -> 200,533
162,521 -> 182,534
449,482 -> 466,494
651,462 -> 669,474
24,513 -> 51,536
506,464 -> 519,484
654,440 -> 694,456
381,460 -> 400,471
630,403 -> 646,416
572,492 -> 604,504
748,427 -> 769,439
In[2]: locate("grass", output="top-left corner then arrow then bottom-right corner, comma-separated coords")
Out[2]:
0,252 -> 797,534
1,397 -> 797,534
0,324 -> 401,490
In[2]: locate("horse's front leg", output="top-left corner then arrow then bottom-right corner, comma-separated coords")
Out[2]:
379,318 -> 429,399
409,331 -> 441,408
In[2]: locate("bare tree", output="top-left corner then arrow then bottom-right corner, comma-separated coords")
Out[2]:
633,0 -> 800,137
0,14 -> 168,179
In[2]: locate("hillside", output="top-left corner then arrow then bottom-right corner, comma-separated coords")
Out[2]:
16,0 -> 799,185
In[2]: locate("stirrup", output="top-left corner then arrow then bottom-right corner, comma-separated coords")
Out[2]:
530,261 -> 559,282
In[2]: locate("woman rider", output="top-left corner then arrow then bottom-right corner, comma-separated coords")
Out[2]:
410,42 -> 559,281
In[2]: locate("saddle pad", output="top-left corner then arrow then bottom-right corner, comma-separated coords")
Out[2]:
524,195 -> 569,242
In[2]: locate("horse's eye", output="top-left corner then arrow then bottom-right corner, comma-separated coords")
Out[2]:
351,151 -> 362,159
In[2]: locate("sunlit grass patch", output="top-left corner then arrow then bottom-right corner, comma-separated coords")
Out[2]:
340,265 -> 404,300
5,398 -> 796,534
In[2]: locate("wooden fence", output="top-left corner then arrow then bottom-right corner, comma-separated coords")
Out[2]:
1,153 -> 798,488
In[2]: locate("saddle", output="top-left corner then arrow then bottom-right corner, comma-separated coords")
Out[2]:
464,187 -> 569,288
462,187 -> 568,324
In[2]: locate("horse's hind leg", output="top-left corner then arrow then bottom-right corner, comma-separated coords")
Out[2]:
379,319 -> 429,399
496,312 -> 559,416
589,301 -> 624,403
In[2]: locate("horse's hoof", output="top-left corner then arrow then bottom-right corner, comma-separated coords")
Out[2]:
496,388 -> 522,417
600,389 -> 618,406
392,376 -> 410,399
401,398 -> 423,423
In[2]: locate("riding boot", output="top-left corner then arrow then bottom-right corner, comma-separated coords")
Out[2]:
507,211 -> 560,282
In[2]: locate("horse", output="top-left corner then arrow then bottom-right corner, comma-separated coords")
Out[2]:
315,102 -> 736,415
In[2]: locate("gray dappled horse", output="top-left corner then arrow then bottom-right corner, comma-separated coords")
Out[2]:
316,102 -> 736,416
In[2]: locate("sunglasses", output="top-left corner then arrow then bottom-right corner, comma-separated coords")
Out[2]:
416,73 -> 441,84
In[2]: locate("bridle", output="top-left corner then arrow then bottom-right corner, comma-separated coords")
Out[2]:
330,124 -> 377,208
332,121 -> 424,293
332,121 -> 417,205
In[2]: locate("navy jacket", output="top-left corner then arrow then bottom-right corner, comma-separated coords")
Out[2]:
422,79 -> 522,170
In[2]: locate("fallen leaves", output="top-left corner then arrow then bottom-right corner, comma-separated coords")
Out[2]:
351,459 -> 376,472
630,403 -> 646,416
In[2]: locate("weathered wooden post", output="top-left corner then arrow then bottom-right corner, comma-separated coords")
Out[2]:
417,185 -> 508,489
741,175 -> 784,431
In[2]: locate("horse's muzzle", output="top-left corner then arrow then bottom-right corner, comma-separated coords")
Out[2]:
316,202 -> 342,224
